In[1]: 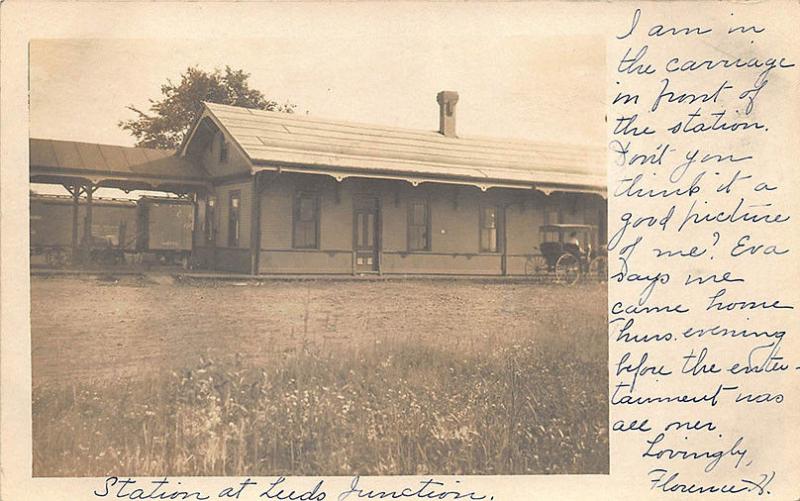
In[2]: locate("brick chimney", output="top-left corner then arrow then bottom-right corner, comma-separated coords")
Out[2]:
436,91 -> 459,137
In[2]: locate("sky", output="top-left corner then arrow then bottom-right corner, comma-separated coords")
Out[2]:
29,20 -> 604,195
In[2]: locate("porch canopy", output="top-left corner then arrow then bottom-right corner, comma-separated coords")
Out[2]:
30,138 -> 210,194
191,102 -> 606,197
30,138 -> 210,260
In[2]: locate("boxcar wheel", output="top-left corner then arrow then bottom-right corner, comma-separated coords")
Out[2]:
45,248 -> 68,268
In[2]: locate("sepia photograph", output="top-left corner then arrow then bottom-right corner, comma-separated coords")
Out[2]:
29,27 -> 608,477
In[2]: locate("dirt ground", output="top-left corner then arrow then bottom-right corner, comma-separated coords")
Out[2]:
31,275 -> 609,476
31,275 -> 607,387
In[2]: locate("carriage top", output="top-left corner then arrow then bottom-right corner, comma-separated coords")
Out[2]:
539,223 -> 598,233
538,223 -> 606,264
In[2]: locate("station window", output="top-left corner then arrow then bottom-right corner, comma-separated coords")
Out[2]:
205,196 -> 216,242
543,206 -> 561,242
228,191 -> 240,247
408,199 -> 430,251
480,205 -> 498,253
293,193 -> 320,249
544,205 -> 560,225
220,139 -> 229,163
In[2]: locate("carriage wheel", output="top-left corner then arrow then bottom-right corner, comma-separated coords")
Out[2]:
588,256 -> 608,283
524,255 -> 549,278
555,253 -> 580,286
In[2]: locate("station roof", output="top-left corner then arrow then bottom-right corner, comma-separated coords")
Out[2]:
193,102 -> 606,195
30,138 -> 209,192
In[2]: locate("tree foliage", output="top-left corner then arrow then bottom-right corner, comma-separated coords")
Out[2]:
119,66 -> 296,149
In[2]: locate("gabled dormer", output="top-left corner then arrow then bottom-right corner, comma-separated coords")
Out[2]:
180,103 -> 253,180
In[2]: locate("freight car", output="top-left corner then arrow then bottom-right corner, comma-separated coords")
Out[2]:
30,193 -> 194,267
135,196 -> 194,266
30,194 -> 137,266
29,194 -> 77,266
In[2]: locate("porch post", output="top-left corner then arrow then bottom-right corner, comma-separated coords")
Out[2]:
66,184 -> 80,260
192,192 -> 200,253
83,184 -> 96,261
250,172 -> 262,275
501,204 -> 508,276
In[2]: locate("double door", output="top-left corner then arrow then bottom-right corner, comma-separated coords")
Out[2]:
353,197 -> 379,272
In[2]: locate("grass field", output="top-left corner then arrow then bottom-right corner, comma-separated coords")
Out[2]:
31,276 -> 608,477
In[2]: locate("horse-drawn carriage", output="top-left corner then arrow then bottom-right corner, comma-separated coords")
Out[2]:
524,223 -> 607,285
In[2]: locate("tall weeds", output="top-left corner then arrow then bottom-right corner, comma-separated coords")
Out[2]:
34,329 -> 607,477
32,281 -> 608,477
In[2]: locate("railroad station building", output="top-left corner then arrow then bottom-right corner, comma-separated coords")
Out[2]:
31,91 -> 607,275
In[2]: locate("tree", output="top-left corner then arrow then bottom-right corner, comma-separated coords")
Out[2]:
119,66 -> 296,149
